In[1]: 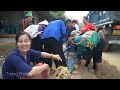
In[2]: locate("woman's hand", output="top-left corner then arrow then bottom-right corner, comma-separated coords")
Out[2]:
51,54 -> 62,61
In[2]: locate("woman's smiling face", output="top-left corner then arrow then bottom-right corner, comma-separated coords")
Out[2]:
17,34 -> 31,54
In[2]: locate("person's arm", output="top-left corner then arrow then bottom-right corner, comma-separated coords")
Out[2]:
41,52 -> 62,61
30,49 -> 62,62
28,52 -> 62,76
98,30 -> 105,39
27,63 -> 49,76
89,23 -> 96,31
10,55 -> 48,77
81,25 -> 87,33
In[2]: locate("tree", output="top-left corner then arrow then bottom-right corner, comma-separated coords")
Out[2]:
49,11 -> 67,22
37,11 -> 51,22
36,11 -> 67,22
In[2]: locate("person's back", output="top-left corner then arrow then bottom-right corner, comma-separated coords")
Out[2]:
31,24 -> 47,54
41,20 -> 67,72
19,18 -> 31,33
41,20 -> 66,41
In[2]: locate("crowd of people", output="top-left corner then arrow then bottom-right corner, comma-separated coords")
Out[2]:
2,11 -> 105,79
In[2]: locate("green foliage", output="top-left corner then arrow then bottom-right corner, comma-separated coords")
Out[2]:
37,11 -> 50,21
37,11 -> 67,22
49,11 -> 67,22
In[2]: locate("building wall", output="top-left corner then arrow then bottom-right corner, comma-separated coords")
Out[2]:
0,11 -> 38,34
0,11 -> 24,25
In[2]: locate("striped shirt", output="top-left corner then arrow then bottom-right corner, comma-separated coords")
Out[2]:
19,18 -> 30,32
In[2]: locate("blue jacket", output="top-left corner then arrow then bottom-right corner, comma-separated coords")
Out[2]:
41,20 -> 67,41
2,48 -> 41,79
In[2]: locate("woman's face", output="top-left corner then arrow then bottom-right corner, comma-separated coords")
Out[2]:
17,34 -> 31,54
83,18 -> 88,24
66,22 -> 72,28
27,17 -> 33,22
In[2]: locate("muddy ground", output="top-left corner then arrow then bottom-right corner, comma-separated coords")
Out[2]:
0,38 -> 120,79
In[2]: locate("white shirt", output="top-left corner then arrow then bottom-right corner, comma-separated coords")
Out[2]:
75,24 -> 80,32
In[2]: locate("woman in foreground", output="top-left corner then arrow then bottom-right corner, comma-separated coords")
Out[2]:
2,31 -> 62,79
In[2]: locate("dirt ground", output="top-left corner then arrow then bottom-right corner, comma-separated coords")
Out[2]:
103,45 -> 120,71
0,38 -> 120,79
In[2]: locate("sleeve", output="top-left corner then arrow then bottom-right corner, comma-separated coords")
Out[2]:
81,25 -> 87,33
89,23 -> 96,30
29,49 -> 41,61
10,55 -> 32,78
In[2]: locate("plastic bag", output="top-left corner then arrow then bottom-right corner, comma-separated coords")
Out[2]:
67,52 -> 74,73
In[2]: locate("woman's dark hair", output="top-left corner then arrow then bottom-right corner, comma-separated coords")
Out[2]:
65,19 -> 71,23
16,31 -> 31,44
83,16 -> 88,21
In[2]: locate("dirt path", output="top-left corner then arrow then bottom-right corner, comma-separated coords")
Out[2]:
102,45 -> 120,71
0,38 -> 120,79
0,38 -> 15,45
0,38 -> 15,72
